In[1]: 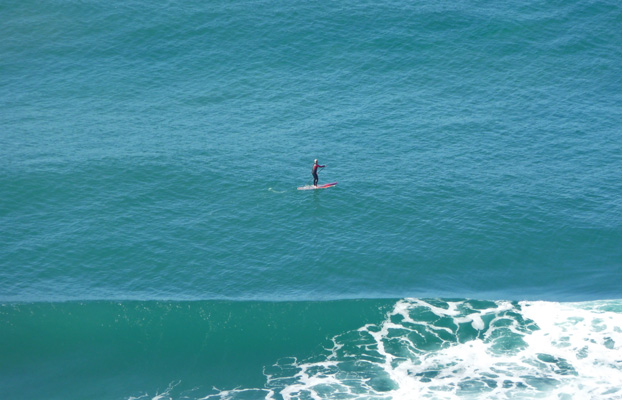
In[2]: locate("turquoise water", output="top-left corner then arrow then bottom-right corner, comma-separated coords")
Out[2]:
1,0 -> 621,398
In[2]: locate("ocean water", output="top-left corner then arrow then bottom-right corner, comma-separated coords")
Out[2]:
1,0 -> 621,399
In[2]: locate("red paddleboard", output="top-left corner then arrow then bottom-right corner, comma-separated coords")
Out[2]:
297,182 -> 338,191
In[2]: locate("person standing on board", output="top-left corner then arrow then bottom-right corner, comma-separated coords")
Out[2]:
312,159 -> 325,187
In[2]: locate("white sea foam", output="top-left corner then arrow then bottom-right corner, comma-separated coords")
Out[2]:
256,299 -> 622,400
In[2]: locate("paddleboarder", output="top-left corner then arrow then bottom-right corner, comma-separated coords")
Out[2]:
312,159 -> 325,186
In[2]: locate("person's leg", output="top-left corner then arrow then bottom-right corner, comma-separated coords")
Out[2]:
313,173 -> 318,186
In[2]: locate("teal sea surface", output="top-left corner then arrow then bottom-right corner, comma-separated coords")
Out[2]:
1,0 -> 621,398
